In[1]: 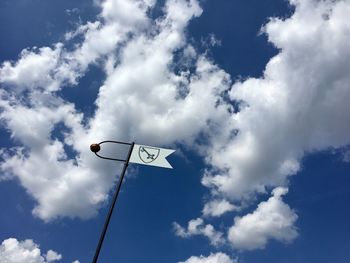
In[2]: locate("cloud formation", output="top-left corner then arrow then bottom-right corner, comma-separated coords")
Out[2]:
179,252 -> 235,263
228,187 -> 298,250
0,238 -> 62,263
0,0 -> 158,221
202,0 -> 350,201
173,218 -> 224,246
202,199 -> 239,217
1,0 -> 231,221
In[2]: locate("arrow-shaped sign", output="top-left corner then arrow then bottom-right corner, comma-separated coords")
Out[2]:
129,144 -> 175,169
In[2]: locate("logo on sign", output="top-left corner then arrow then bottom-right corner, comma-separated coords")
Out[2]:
138,146 -> 160,163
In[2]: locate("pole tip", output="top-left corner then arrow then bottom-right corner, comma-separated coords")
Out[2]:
90,143 -> 101,153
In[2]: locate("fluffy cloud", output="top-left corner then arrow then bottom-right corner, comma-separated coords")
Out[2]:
228,187 -> 298,250
184,0 -> 350,250
1,0 -> 154,95
0,45 -> 65,92
202,199 -> 239,217
0,0 -> 155,220
173,218 -> 224,246
179,252 -> 235,263
202,0 -> 350,201
0,0 -> 228,221
99,0 -> 154,26
0,238 -> 62,263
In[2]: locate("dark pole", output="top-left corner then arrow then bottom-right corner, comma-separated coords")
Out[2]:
91,142 -> 135,263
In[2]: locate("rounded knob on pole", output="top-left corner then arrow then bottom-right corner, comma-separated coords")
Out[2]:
90,143 -> 101,153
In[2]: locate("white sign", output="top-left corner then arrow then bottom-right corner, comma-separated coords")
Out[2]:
129,144 -> 175,169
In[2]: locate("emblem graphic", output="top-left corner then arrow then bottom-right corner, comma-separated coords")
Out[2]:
138,146 -> 160,163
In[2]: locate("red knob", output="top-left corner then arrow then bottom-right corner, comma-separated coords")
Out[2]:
90,143 -> 101,153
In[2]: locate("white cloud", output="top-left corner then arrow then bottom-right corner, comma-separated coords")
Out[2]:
99,0 -> 154,27
44,251 -> 62,262
202,0 -> 350,201
1,0 -> 153,94
0,99 -> 108,221
173,218 -> 224,246
228,187 -> 298,250
0,238 -> 62,263
0,0 -> 231,222
202,199 -> 239,217
179,252 -> 235,263
0,45 -> 64,92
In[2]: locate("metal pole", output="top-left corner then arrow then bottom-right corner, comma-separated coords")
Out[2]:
91,142 -> 135,263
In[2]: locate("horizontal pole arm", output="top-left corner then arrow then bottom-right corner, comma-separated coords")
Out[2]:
91,140 -> 133,162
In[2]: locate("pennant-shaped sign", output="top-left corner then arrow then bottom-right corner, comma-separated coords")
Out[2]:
129,144 -> 175,169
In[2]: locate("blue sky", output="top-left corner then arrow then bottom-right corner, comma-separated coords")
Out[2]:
1,0 -> 350,263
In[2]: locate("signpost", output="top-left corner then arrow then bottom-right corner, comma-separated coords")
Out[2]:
130,144 -> 175,168
90,140 -> 175,263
